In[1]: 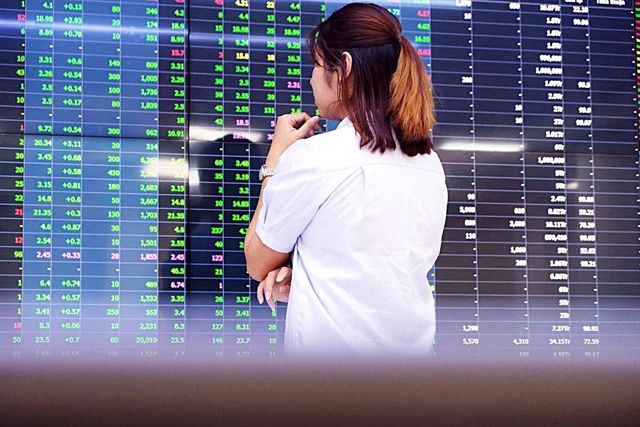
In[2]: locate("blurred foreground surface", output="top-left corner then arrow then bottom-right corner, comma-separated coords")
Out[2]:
1,357 -> 638,426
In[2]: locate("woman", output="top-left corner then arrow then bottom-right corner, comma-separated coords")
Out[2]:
244,3 -> 447,357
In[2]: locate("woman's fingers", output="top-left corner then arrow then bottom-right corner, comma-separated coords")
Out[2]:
263,270 -> 277,309
272,284 -> 290,304
276,266 -> 292,282
256,267 -> 292,312
274,114 -> 320,145
256,278 -> 265,304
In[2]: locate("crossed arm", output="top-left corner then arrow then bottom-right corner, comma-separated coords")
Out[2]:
243,183 -> 290,282
244,204 -> 292,311
243,112 -> 321,308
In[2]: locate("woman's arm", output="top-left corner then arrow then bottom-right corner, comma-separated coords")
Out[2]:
244,113 -> 320,281
244,177 -> 290,281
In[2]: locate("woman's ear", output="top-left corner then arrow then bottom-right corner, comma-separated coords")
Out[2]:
342,51 -> 353,79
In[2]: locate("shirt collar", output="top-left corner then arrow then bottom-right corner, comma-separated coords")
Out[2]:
336,117 -> 353,130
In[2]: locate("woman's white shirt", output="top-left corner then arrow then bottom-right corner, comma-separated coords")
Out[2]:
256,118 -> 448,357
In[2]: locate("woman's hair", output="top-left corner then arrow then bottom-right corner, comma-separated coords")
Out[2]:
307,3 -> 435,156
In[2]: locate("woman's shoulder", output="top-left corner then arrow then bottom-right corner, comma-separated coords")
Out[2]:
289,121 -> 360,159
307,119 -> 358,147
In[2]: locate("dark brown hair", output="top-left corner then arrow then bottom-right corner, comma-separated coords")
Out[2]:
307,3 -> 435,156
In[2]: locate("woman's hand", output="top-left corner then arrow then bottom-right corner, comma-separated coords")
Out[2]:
265,113 -> 321,167
256,266 -> 292,312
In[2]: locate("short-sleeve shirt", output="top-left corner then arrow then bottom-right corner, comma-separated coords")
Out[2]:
256,118 -> 448,357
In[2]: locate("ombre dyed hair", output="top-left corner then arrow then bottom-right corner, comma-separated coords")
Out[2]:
307,3 -> 435,156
